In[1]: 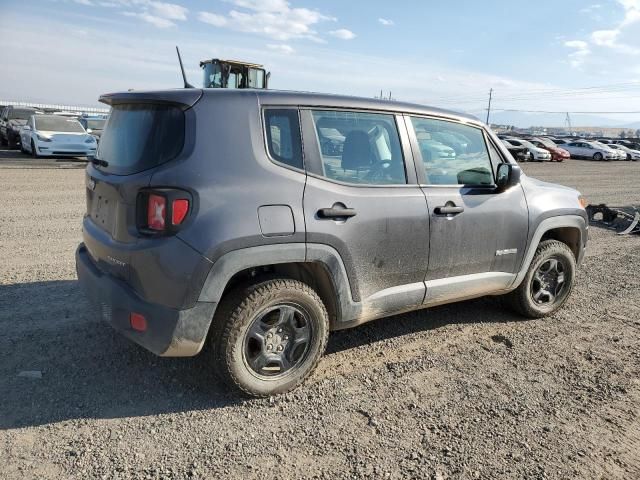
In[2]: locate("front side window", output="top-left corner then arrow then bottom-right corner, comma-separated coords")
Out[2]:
311,110 -> 406,185
410,117 -> 494,186
264,109 -> 303,170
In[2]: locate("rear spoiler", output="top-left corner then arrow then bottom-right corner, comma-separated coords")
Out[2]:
99,89 -> 203,110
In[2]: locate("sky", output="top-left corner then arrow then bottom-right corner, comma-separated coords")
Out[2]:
1,0 -> 640,127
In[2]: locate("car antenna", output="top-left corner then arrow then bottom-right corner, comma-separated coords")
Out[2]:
176,46 -> 194,88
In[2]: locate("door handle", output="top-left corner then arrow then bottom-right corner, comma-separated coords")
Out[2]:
317,207 -> 357,219
434,205 -> 464,215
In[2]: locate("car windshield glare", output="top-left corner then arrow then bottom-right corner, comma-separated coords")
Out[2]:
35,116 -> 86,133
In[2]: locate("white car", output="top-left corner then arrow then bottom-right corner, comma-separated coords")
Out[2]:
562,141 -> 616,161
505,138 -> 552,161
20,114 -> 97,158
608,143 -> 640,161
590,141 -> 624,160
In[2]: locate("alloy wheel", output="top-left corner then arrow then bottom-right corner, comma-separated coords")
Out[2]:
243,304 -> 313,378
530,257 -> 566,306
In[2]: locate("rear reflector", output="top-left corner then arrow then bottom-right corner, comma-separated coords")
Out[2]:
130,313 -> 147,332
172,199 -> 189,225
147,194 -> 166,230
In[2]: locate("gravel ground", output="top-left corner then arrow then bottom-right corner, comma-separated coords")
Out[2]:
0,153 -> 639,480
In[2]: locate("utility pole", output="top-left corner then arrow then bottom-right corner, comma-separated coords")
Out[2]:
565,112 -> 572,134
486,88 -> 493,124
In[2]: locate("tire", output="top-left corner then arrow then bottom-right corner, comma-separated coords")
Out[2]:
210,278 -> 329,397
31,140 -> 40,158
507,240 -> 576,319
593,152 -> 603,161
7,134 -> 17,150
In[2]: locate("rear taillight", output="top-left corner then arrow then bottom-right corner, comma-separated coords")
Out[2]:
137,189 -> 192,235
147,194 -> 166,231
172,199 -> 189,225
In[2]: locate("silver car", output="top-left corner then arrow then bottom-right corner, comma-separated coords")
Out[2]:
562,141 -> 616,161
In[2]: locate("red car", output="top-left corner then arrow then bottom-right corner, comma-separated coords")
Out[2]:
528,138 -> 570,162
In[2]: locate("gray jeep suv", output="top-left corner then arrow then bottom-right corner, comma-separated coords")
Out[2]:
76,89 -> 588,396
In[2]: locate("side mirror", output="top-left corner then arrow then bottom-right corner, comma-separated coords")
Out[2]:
496,163 -> 521,191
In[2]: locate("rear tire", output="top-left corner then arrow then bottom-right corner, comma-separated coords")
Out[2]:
210,278 -> 329,397
507,240 -> 576,319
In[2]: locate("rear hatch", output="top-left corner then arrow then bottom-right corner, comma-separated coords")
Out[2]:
83,89 -> 201,281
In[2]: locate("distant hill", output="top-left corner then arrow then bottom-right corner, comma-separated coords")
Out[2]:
467,110 -> 639,129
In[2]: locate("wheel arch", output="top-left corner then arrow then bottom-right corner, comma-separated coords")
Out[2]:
198,243 -> 355,328
511,215 -> 587,289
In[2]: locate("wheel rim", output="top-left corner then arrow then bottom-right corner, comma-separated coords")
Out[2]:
530,257 -> 566,306
243,304 -> 313,378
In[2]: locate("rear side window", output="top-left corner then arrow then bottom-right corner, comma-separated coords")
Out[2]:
311,110 -> 406,185
264,109 -> 303,170
96,104 -> 184,175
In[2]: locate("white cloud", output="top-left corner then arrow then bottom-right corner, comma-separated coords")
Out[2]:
378,18 -> 394,26
198,11 -> 227,27
329,28 -> 356,40
580,4 -> 602,13
267,43 -> 295,54
73,0 -> 94,5
123,11 -> 176,28
564,40 -> 591,68
148,1 -> 187,21
198,1 -> 336,42
591,28 -> 640,54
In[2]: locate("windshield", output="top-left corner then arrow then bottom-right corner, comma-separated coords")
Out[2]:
35,115 -> 85,133
96,104 -> 184,175
85,119 -> 106,130
203,62 -> 223,88
10,109 -> 36,120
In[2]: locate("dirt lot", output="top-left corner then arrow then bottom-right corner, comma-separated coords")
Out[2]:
1,153 -> 639,480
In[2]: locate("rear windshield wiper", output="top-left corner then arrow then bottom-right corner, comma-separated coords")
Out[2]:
91,158 -> 109,167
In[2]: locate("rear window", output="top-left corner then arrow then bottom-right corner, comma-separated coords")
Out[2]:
96,104 -> 184,175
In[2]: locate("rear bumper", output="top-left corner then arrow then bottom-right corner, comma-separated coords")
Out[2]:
76,243 -> 216,356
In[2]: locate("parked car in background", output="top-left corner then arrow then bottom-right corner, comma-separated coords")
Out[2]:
79,116 -> 107,143
591,141 -> 626,160
501,139 -> 532,162
608,143 -> 640,161
562,141 -> 616,161
1,106 -> 40,148
504,138 -> 551,162
20,114 -> 97,158
527,137 -> 570,162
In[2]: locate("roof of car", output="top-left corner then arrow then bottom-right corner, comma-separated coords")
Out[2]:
100,88 -> 481,125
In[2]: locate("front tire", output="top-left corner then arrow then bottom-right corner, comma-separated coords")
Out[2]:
31,140 -> 40,158
593,152 -> 603,161
507,240 -> 576,319
211,279 -> 329,397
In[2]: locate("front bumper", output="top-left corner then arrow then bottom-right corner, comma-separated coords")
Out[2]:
76,243 -> 216,356
35,141 -> 96,157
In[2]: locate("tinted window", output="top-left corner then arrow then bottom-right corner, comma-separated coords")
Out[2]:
35,116 -> 85,133
9,109 -> 37,120
411,117 -> 494,186
264,109 -> 303,170
311,110 -> 406,185
96,104 -> 184,175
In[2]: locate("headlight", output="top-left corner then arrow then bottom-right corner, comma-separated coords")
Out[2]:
84,137 -> 96,144
36,134 -> 52,142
